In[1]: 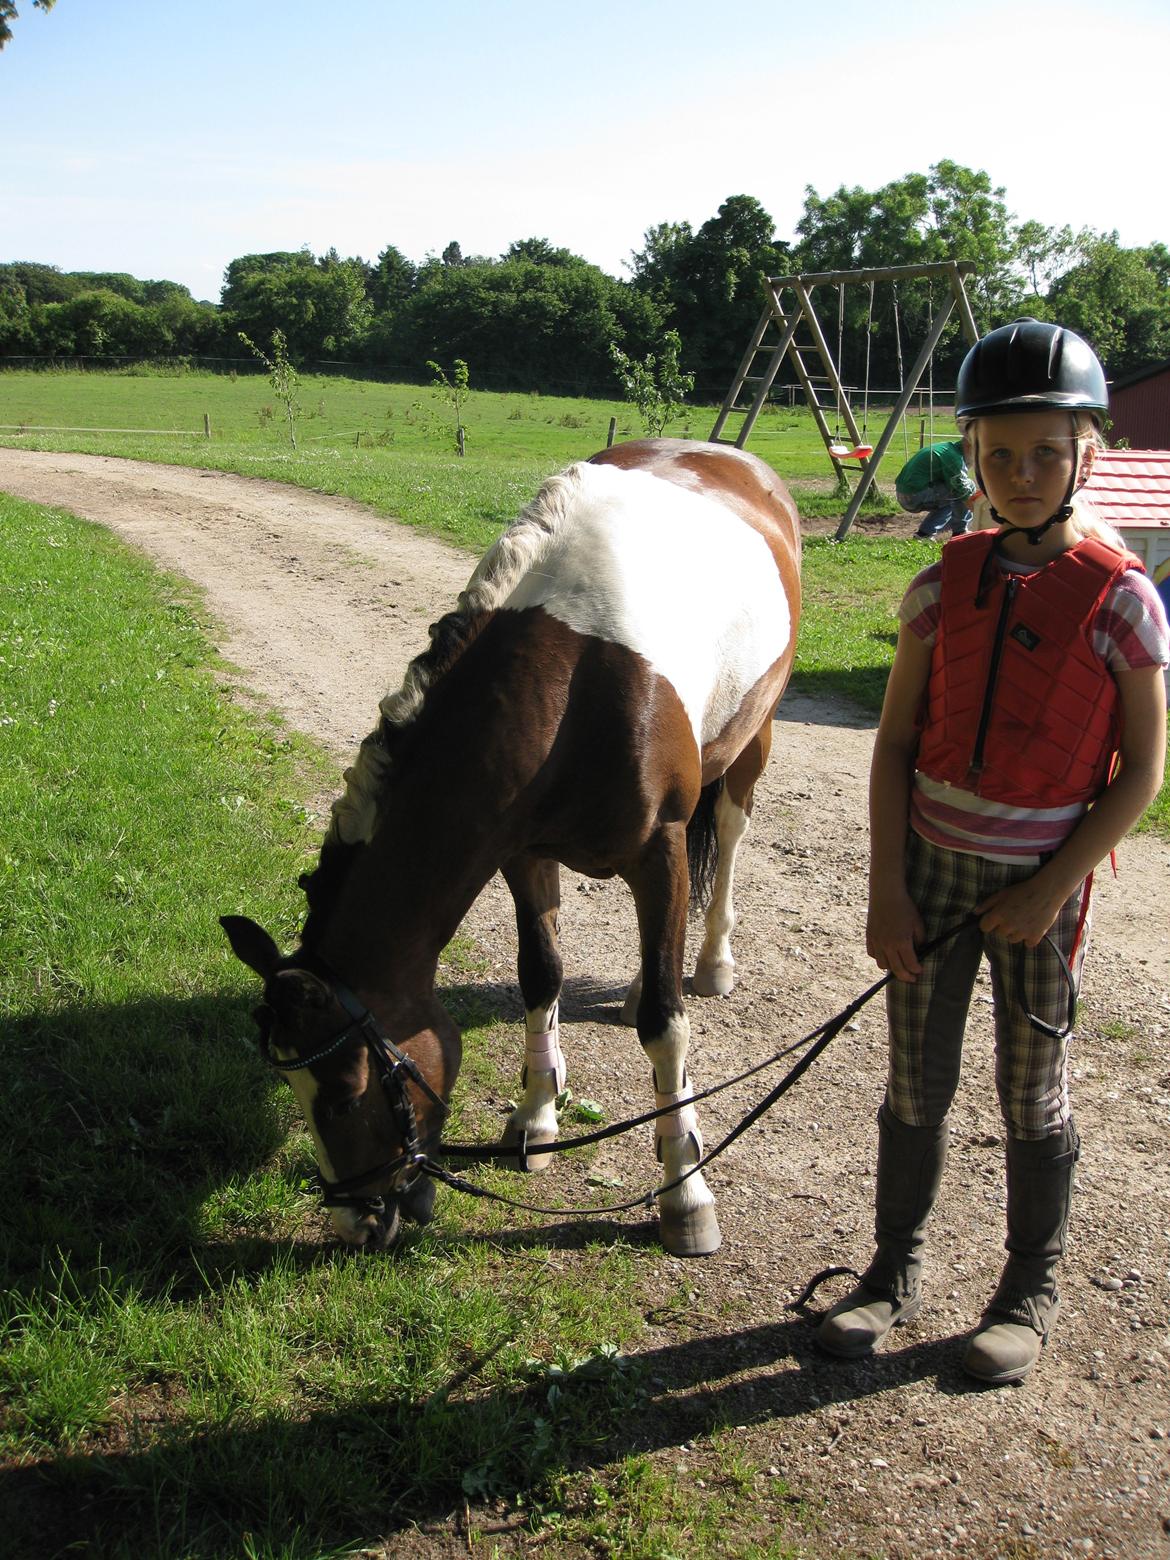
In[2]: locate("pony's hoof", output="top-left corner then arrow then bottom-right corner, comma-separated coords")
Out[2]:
658,1203 -> 722,1257
693,961 -> 735,997
499,1123 -> 556,1173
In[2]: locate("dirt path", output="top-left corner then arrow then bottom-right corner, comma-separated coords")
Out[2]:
4,447 -> 1168,1559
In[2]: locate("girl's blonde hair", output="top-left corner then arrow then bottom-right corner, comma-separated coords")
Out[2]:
959,410 -> 1124,547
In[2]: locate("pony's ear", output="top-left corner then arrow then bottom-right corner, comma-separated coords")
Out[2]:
268,968 -> 335,1028
220,915 -> 282,980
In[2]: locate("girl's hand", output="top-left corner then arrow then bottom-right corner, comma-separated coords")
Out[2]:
976,876 -> 1068,948
867,884 -> 926,981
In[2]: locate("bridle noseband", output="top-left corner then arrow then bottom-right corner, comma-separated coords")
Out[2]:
260,963 -> 448,1219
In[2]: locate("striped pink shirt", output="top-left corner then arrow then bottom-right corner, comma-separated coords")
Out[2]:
899,555 -> 1169,862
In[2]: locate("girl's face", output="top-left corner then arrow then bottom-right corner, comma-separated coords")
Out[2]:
974,411 -> 1083,528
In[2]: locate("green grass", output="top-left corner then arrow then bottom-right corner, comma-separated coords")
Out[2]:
0,493 -> 820,1559
0,363 -> 932,549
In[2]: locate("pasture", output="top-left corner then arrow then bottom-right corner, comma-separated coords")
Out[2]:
1,372 -> 1167,1556
0,363 -> 948,539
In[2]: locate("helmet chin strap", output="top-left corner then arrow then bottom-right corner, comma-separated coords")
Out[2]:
987,501 -> 1075,545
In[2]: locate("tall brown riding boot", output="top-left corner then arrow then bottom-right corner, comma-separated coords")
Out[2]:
963,1122 -> 1079,1385
817,1102 -> 949,1358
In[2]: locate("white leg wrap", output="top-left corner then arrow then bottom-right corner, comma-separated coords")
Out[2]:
523,1009 -> 567,1095
507,1004 -> 565,1151
653,1075 -> 702,1162
645,1028 -> 715,1228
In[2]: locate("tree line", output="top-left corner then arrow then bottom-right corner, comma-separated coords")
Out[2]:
2,162 -> 1167,400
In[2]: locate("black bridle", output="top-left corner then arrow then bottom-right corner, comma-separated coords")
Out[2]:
260,964 -> 449,1218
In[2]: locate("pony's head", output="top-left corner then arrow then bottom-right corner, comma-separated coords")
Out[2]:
221,914 -> 460,1249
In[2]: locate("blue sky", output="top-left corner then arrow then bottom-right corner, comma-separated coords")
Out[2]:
3,0 -> 1167,303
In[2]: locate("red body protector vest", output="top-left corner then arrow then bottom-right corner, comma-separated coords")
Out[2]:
916,530 -> 1142,809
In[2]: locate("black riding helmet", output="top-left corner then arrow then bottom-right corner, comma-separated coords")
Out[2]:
956,318 -> 1108,420
957,320 -> 1108,544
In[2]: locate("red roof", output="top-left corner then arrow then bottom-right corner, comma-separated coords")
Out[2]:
1081,449 -> 1170,530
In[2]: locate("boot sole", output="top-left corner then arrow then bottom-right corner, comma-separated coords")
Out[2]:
962,1336 -> 1048,1386
962,1357 -> 1036,1385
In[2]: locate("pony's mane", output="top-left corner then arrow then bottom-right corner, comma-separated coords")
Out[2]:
300,463 -> 587,935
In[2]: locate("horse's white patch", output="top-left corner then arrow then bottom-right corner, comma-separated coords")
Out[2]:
498,463 -> 791,750
327,461 -> 791,845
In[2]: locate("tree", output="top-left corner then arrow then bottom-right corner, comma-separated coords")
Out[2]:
793,162 -> 1022,387
0,264 -> 220,358
628,196 -> 789,397
1044,233 -> 1170,379
1013,221 -> 1087,302
0,0 -> 54,50
221,248 -> 371,360
427,358 -> 470,453
610,329 -> 694,437
0,281 -> 33,352
238,329 -> 301,448
505,237 -> 576,267
394,248 -> 656,393
368,245 -> 416,314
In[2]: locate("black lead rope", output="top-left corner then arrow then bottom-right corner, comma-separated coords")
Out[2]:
423,912 -> 1079,1224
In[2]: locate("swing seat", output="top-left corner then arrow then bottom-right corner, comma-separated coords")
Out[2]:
830,443 -> 873,460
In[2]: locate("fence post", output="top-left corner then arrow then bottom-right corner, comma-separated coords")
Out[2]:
203,413 -> 211,439
607,416 -> 617,448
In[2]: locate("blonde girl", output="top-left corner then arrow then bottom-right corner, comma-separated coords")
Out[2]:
817,321 -> 1168,1385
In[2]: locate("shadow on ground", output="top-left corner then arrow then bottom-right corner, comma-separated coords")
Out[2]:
2,1284 -> 985,1558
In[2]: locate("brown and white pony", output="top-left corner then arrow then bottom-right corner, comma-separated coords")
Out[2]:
222,438 -> 801,1257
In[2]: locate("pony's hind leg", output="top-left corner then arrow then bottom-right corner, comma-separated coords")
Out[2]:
500,854 -> 565,1172
627,825 -> 722,1257
693,721 -> 772,998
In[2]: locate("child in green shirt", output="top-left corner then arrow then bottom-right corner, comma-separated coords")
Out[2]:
895,440 -> 977,538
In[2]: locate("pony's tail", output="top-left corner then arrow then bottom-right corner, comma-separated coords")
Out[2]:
686,778 -> 722,911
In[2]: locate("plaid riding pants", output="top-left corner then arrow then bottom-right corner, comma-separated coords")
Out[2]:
885,832 -> 1091,1139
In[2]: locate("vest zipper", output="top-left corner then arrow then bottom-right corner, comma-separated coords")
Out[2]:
970,575 -> 1017,776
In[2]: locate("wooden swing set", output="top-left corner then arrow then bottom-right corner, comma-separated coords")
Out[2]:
710,260 -> 981,539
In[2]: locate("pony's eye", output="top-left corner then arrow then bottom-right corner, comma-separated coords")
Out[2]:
319,1095 -> 362,1122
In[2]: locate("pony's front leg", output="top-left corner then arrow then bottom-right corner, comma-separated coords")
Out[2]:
500,855 -> 565,1172
628,826 -> 722,1257
694,728 -> 770,998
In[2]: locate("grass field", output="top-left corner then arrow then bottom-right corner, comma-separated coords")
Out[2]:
0,362 -> 950,538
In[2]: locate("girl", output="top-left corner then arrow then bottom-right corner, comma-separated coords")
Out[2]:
817,320 -> 1169,1384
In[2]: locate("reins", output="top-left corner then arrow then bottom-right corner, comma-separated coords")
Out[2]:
272,914 -> 1078,1225
418,946 -> 893,1220
416,913 -> 1077,1221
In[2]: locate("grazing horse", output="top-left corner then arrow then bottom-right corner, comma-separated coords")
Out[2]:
222,438 -> 801,1257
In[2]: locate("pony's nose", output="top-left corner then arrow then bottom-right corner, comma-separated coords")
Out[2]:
330,1203 -> 401,1250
